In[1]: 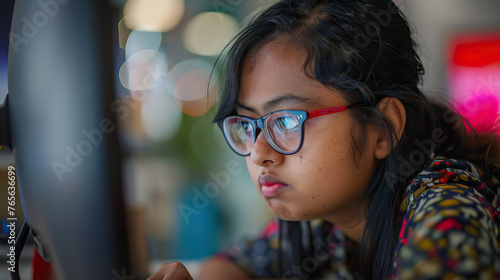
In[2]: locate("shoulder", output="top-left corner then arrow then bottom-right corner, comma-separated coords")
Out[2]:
214,218 -> 336,278
399,156 -> 499,215
402,183 -> 498,247
395,157 -> 500,278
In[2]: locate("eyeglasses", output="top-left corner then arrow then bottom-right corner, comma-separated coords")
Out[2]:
218,103 -> 363,156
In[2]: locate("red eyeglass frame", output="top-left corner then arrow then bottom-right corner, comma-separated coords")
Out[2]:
219,103 -> 365,156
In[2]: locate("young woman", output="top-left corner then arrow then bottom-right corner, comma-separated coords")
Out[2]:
149,0 -> 500,279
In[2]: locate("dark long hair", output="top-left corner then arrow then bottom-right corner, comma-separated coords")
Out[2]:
213,0 -> 499,279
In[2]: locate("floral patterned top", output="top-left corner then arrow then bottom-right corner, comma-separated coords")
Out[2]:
215,157 -> 500,279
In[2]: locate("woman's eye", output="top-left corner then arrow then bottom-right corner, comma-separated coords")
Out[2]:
241,122 -> 250,131
276,116 -> 298,131
240,121 -> 253,134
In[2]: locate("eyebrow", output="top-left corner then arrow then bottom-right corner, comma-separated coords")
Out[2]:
236,93 -> 314,114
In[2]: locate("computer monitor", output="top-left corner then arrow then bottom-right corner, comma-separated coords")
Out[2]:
6,0 -> 131,279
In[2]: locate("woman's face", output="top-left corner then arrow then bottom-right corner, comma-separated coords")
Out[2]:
236,41 -> 381,228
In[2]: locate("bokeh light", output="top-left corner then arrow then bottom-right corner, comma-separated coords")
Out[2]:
182,12 -> 238,56
448,34 -> 500,135
119,49 -> 167,91
124,0 -> 185,32
125,30 -> 163,59
165,60 -> 217,117
141,91 -> 182,141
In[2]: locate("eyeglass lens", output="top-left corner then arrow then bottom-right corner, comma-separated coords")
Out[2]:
224,113 -> 301,155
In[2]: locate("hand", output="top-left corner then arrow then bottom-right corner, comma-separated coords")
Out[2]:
147,262 -> 194,280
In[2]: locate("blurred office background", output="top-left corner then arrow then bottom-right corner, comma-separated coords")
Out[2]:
0,0 -> 498,279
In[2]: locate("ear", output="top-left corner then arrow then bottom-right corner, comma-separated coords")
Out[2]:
374,97 -> 406,160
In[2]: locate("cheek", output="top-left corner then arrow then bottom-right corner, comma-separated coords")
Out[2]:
297,133 -> 352,175
294,153 -> 347,191
292,136 -> 359,196
303,116 -> 354,155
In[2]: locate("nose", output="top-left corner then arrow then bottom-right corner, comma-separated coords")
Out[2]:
249,132 -> 284,167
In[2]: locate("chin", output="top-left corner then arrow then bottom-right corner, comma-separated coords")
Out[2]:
269,205 -> 316,221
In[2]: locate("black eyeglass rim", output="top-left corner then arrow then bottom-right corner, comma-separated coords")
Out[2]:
217,103 -> 367,157
218,110 -> 308,156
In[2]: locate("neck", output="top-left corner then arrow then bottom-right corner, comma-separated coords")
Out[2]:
339,217 -> 366,243
323,198 -> 368,243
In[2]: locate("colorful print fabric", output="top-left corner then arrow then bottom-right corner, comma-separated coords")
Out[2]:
395,157 -> 500,279
215,157 -> 500,279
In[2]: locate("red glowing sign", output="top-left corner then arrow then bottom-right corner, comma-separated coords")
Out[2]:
448,33 -> 500,135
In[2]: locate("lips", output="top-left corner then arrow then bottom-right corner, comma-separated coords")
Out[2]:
258,174 -> 290,198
